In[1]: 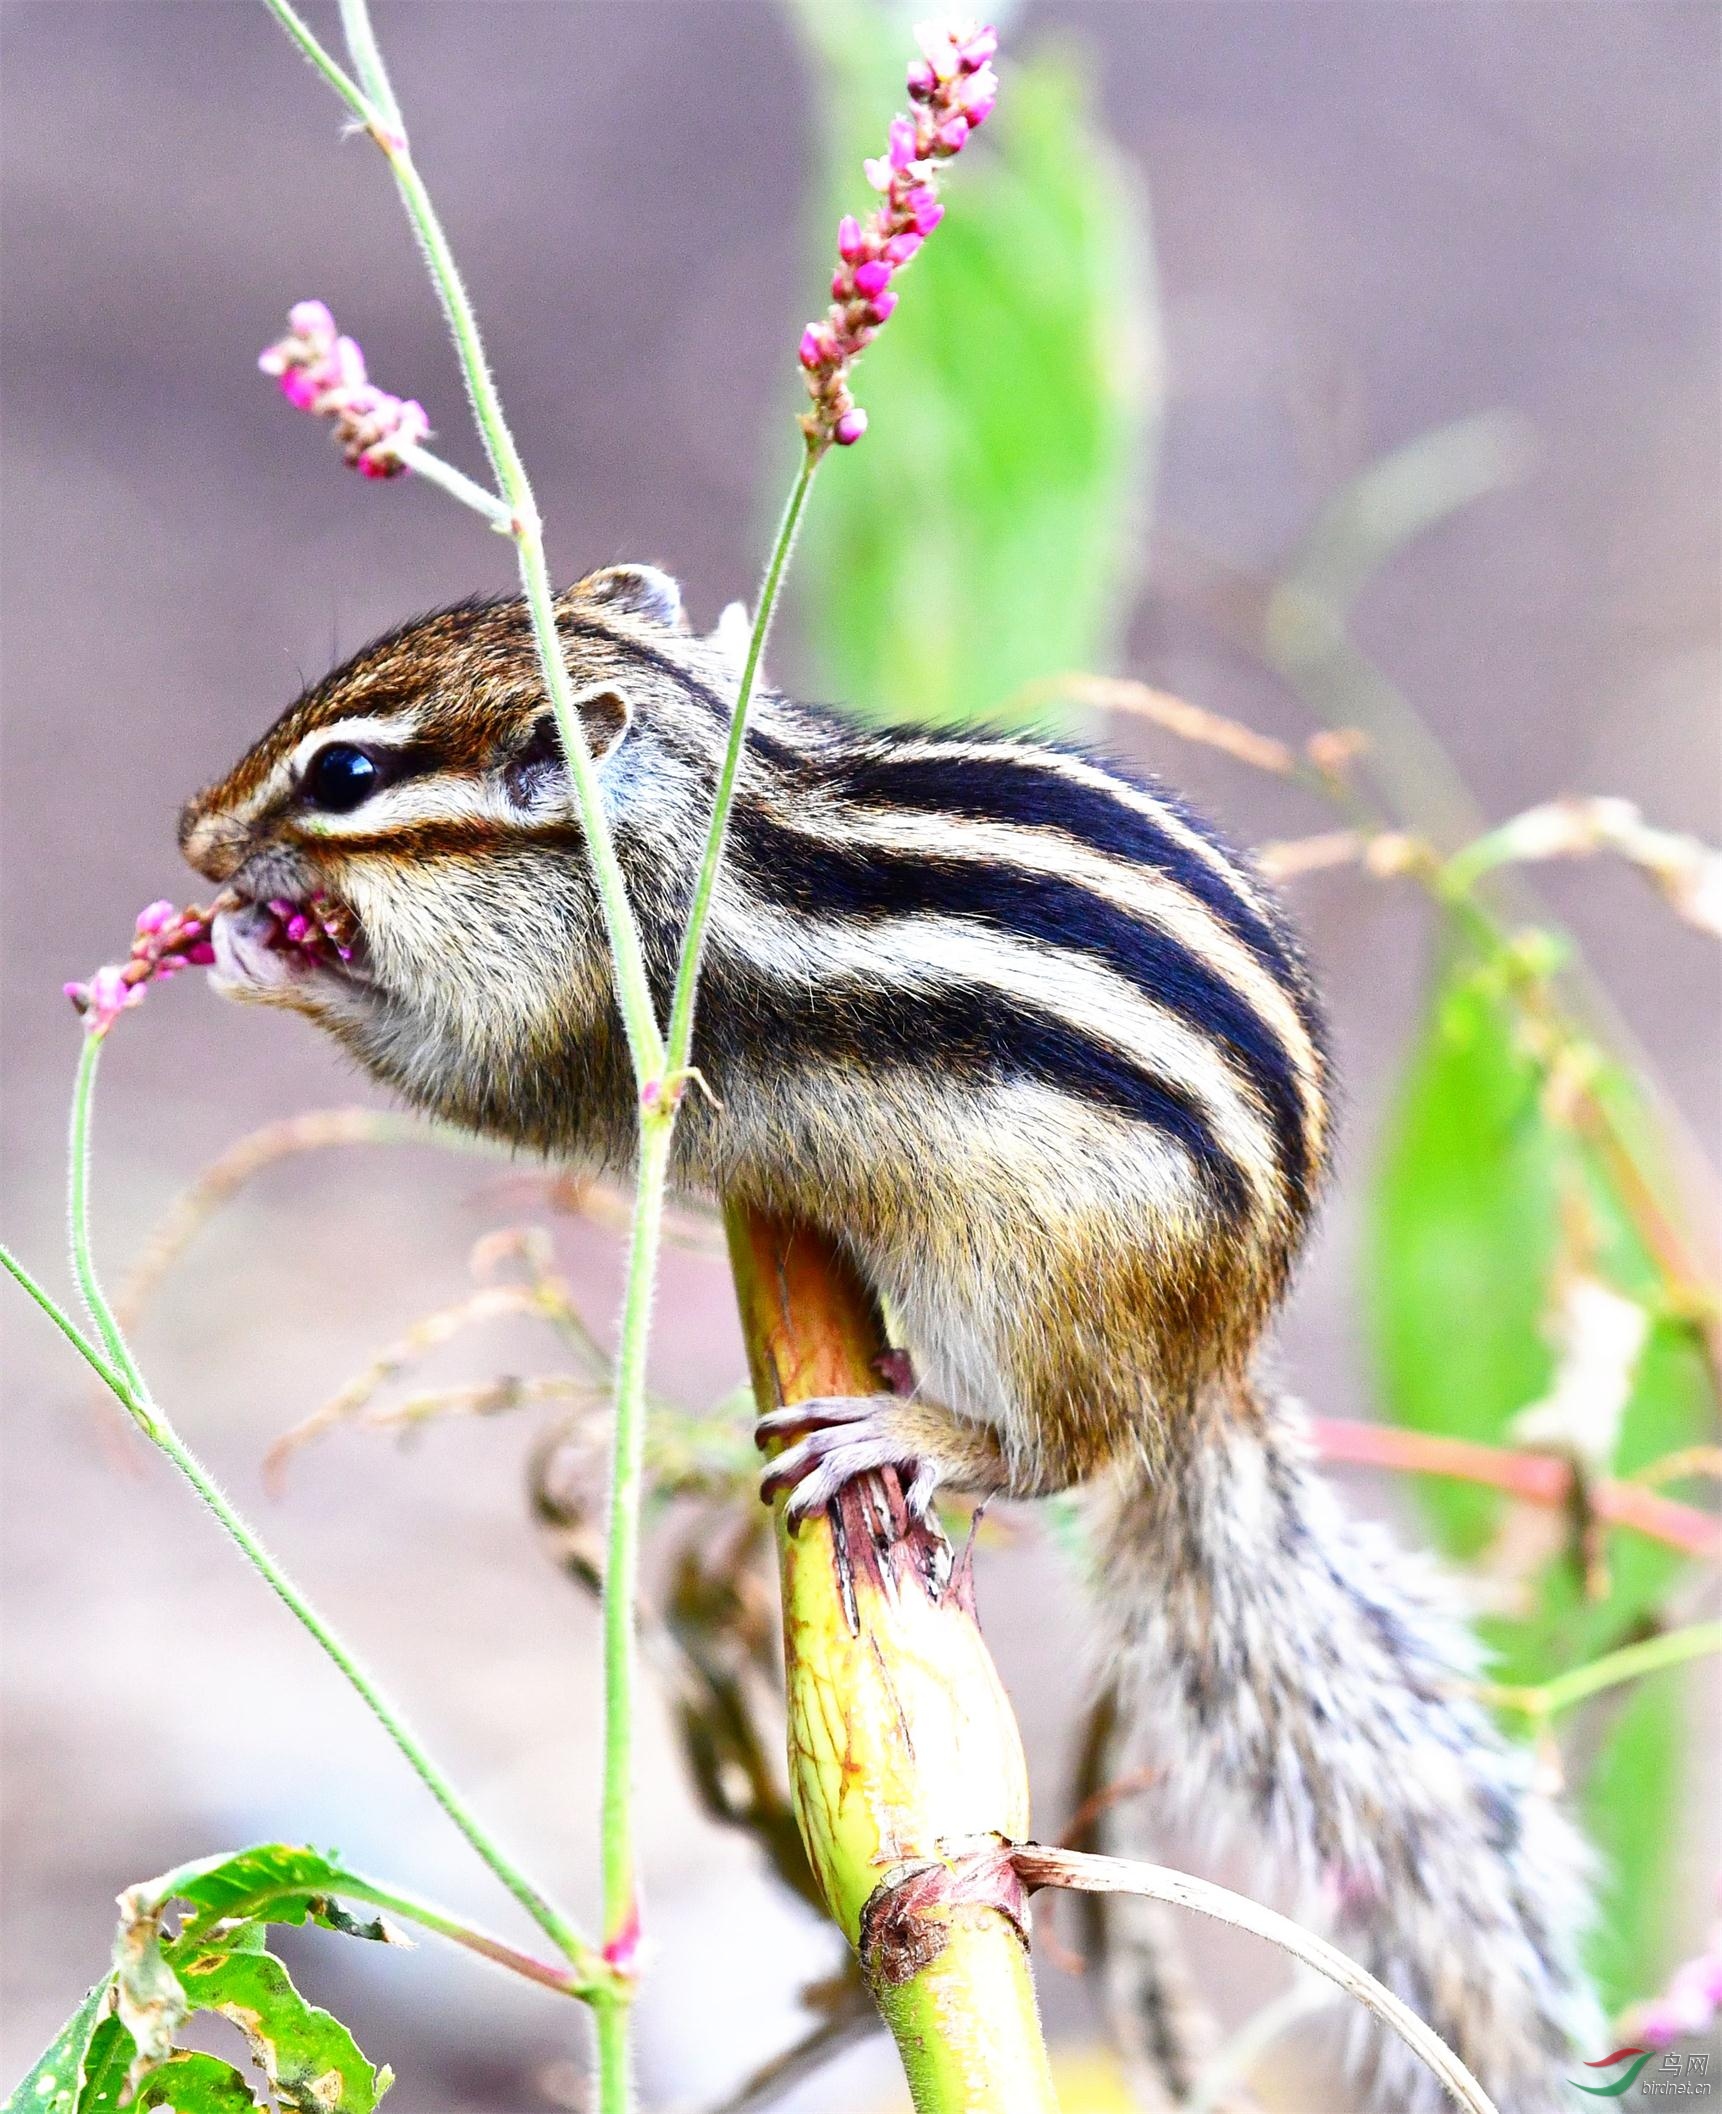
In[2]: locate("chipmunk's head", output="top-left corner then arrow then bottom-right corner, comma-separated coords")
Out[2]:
179,564 -> 707,1123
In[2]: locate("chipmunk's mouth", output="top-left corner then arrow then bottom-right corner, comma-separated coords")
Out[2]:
211,889 -> 368,1000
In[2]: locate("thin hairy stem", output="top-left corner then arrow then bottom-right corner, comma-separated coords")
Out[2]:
663,444 -> 819,1077
591,1113 -> 675,2109
67,1034 -> 146,1392
1010,1845 -> 1497,2114
40,1037 -> 604,1983
259,0 -> 665,1087
1493,1619 -> 1722,1723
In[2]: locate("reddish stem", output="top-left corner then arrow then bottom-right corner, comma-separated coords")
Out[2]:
1309,1417 -> 1720,1560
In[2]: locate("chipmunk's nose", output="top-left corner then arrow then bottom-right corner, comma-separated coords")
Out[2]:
178,801 -> 250,883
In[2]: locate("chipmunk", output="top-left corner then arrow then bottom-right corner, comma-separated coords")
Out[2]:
181,564 -> 1599,2107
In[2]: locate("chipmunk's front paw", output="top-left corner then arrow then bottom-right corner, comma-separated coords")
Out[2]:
756,1395 -> 939,1524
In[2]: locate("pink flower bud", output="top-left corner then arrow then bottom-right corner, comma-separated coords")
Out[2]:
837,214 -> 868,263
888,116 -> 919,171
862,156 -> 892,193
935,115 -> 970,154
285,914 -> 314,944
956,27 -> 999,71
908,189 -> 944,235
287,298 -> 337,343
135,900 -> 176,936
912,19 -> 961,77
833,408 -> 868,446
853,258 -> 893,298
798,325 -> 827,370
906,58 -> 937,97
867,290 -> 899,323
280,367 -> 323,411
883,232 -> 923,266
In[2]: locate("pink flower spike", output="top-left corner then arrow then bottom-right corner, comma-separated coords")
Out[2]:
797,22 -> 998,455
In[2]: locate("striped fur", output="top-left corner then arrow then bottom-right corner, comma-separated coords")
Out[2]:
180,567 -> 1596,2104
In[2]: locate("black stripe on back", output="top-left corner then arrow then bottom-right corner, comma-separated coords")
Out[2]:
726,805 -> 1303,1204
827,743 -> 1316,1027
692,954 -> 1252,1223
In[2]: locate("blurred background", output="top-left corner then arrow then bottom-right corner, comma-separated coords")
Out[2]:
3,3 -> 1717,2109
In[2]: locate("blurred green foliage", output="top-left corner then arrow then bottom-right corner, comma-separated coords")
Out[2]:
1371,946 -> 1711,1999
788,0 -> 1158,725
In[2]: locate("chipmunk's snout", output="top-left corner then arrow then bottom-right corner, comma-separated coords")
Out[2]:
178,799 -> 252,883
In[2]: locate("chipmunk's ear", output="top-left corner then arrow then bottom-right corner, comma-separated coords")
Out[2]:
567,564 -> 687,632
503,691 -> 632,805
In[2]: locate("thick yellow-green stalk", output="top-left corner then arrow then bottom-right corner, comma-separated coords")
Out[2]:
726,1205 -> 1059,2114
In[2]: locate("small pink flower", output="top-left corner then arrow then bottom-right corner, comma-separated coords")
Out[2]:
259,301 -> 430,481
1628,1917 -> 1722,2048
796,21 -> 999,454
65,897 -> 227,1038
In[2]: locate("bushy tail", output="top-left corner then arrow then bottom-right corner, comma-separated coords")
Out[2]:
1091,1381 -> 1601,2111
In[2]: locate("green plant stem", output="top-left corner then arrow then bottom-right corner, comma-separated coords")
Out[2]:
257,19 -> 836,2108
663,443 -> 819,1075
67,1032 -> 145,1392
1498,1620 -> 1722,1723
45,1034 -> 604,1986
588,1111 -> 673,2111
394,440 -> 515,526
258,0 -> 666,1089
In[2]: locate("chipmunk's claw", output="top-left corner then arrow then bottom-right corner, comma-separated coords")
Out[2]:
757,1395 -> 938,1523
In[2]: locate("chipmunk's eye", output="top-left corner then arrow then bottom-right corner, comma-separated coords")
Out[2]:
304,742 -> 381,813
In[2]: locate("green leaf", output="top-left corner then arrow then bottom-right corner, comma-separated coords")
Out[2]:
133,2053 -> 260,2112
1368,959 -> 1560,1559
2,1979 -> 115,2114
135,1845 -> 396,1951
1368,953 -> 1712,1684
168,1946 -> 390,2112
112,1849 -> 398,2111
1582,1672 -> 1685,2017
789,3 -> 1159,727
71,2016 -> 136,2114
